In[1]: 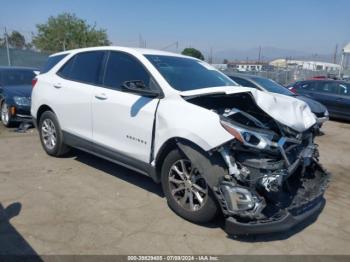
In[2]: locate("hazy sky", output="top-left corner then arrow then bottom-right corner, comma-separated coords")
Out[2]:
1,0 -> 349,54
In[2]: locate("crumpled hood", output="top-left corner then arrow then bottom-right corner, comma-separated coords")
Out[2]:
181,86 -> 316,132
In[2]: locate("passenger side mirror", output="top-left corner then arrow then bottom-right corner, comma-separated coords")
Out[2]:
121,80 -> 160,98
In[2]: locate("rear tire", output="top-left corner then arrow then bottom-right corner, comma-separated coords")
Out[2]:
161,149 -> 218,223
38,111 -> 70,156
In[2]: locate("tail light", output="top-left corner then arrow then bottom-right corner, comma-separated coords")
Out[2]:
32,78 -> 38,88
288,86 -> 297,94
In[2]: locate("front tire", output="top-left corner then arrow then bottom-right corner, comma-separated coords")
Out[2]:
1,101 -> 13,127
161,149 -> 218,223
38,111 -> 70,156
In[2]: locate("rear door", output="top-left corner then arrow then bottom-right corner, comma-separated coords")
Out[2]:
298,81 -> 341,114
332,82 -> 350,118
91,51 -> 160,163
53,51 -> 106,141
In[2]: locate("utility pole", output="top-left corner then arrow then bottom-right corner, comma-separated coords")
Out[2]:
4,27 -> 11,66
209,47 -> 213,64
333,44 -> 338,64
139,34 -> 143,48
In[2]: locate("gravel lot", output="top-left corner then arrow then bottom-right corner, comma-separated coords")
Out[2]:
0,120 -> 349,255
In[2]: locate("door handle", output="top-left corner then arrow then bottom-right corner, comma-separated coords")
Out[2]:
53,83 -> 62,89
94,93 -> 108,100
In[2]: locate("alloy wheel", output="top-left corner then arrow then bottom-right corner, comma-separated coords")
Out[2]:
1,103 -> 9,125
41,119 -> 57,150
168,159 -> 208,211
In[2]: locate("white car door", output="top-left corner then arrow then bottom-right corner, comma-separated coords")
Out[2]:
92,51 -> 160,163
53,51 -> 106,141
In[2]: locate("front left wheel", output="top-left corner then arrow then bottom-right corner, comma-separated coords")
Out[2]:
161,149 -> 219,223
1,102 -> 13,127
38,111 -> 70,156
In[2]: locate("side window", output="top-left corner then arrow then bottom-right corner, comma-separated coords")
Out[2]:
58,51 -> 105,85
103,52 -> 151,90
300,82 -> 316,91
41,54 -> 67,74
231,77 -> 258,88
317,82 -> 339,94
58,56 -> 75,78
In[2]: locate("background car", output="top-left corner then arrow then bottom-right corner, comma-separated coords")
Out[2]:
287,80 -> 350,120
0,67 -> 37,127
226,73 -> 329,125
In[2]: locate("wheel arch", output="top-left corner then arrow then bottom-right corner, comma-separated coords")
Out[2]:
36,104 -> 55,126
154,137 -> 215,183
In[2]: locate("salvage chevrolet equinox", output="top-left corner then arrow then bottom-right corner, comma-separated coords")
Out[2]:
31,47 -> 330,235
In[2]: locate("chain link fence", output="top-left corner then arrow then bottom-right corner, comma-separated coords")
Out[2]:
0,47 -> 48,68
224,68 -> 343,86
1,47 -> 348,85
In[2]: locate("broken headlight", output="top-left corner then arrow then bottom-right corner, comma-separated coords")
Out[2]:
220,183 -> 266,216
220,185 -> 255,211
220,119 -> 276,150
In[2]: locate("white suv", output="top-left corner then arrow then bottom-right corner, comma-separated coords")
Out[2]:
31,46 -> 329,235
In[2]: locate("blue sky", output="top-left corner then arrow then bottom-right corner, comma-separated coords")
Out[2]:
1,0 -> 349,54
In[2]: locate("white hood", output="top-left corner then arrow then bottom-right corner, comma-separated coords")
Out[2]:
181,86 -> 316,132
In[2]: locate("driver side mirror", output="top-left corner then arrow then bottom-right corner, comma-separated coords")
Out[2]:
121,80 -> 160,98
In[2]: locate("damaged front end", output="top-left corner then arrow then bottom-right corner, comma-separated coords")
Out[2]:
184,92 -> 330,235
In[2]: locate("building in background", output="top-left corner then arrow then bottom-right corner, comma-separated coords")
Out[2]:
269,59 -> 340,72
226,61 -> 272,72
211,64 -> 228,71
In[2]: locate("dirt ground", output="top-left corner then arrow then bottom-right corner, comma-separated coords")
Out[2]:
0,120 -> 349,255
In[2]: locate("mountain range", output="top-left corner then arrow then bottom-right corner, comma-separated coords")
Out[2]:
212,46 -> 336,63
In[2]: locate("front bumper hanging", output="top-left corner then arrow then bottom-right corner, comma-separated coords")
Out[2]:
225,197 -> 325,235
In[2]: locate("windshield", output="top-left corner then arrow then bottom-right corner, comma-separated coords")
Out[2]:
145,55 -> 237,91
0,69 -> 35,86
252,77 -> 293,96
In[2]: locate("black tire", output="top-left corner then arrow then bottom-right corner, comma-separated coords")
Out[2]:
161,148 -> 218,223
38,111 -> 70,156
1,101 -> 13,127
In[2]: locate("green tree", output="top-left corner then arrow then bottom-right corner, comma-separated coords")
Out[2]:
32,13 -> 110,53
181,47 -> 205,60
8,31 -> 26,49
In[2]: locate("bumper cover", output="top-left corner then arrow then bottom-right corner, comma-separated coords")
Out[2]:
225,197 -> 325,235
316,116 -> 329,125
10,105 -> 32,122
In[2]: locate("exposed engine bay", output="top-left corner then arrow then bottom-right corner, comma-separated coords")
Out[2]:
183,92 -> 330,234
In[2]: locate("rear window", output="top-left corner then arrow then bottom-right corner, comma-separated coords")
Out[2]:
58,51 -> 105,85
40,54 -> 68,74
0,69 -> 35,86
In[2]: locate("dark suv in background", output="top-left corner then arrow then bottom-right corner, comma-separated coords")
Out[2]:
287,80 -> 350,120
